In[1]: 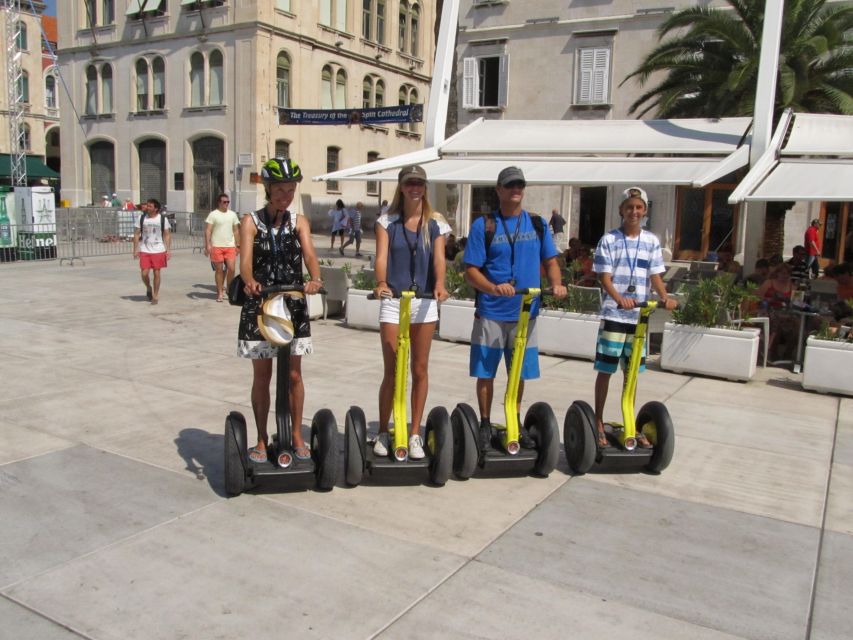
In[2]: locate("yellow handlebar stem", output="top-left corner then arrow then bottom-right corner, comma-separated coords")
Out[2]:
620,301 -> 657,442
503,288 -> 539,448
392,291 -> 415,451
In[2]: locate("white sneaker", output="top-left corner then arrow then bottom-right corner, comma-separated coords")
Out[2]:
373,432 -> 390,456
409,434 -> 425,460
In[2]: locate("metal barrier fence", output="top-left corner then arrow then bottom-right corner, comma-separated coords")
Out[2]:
0,208 -> 207,265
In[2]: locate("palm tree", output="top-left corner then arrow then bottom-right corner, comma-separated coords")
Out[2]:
623,0 -> 853,118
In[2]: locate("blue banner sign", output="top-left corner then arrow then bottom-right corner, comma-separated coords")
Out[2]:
278,104 -> 423,125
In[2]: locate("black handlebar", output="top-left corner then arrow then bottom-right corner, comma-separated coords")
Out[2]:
367,291 -> 435,300
259,284 -> 327,297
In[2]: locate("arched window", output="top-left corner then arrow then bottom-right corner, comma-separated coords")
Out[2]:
85,65 -> 98,114
410,4 -> 419,57
399,84 -> 418,133
101,63 -> 113,113
399,1 -> 408,52
45,73 -> 57,109
321,66 -> 333,109
326,146 -> 341,192
375,79 -> 384,106
320,0 -> 347,31
275,140 -> 291,159
190,52 -> 205,107
15,21 -> 27,50
21,124 -> 31,151
362,75 -> 385,108
335,68 -> 347,108
18,71 -> 29,104
152,57 -> 165,109
136,59 -> 149,111
376,0 -> 385,45
276,52 -> 291,108
102,0 -> 115,24
209,49 -> 223,105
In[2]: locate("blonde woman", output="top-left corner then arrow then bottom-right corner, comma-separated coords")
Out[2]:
373,165 -> 450,459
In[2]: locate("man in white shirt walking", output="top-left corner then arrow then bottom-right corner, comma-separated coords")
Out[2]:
204,193 -> 240,302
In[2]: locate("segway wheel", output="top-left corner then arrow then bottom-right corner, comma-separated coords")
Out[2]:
425,406 -> 453,486
344,407 -> 367,487
451,403 -> 479,480
224,411 -> 249,496
637,401 -> 675,474
311,408 -> 339,491
563,401 -> 596,475
525,402 -> 559,477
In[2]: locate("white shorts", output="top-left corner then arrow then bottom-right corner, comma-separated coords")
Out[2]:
238,337 -> 313,359
379,297 -> 439,325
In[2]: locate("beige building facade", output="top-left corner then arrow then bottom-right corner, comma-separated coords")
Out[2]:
58,0 -> 435,221
456,0 -> 830,261
0,1 -> 60,184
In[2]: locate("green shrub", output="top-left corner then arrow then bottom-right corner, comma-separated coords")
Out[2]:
350,266 -> 377,290
672,274 -> 757,329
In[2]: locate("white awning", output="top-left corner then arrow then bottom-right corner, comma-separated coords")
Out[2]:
319,155 -> 749,186
314,117 -> 751,186
127,0 -> 164,15
730,112 -> 853,203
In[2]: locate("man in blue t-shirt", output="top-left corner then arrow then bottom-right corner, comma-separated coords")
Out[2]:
463,166 -> 567,452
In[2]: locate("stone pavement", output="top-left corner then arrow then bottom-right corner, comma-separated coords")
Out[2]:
0,243 -> 850,640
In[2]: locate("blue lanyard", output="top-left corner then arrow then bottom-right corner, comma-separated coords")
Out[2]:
497,211 -> 524,285
622,231 -> 640,292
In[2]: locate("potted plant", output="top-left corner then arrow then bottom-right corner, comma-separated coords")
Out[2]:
345,265 -> 381,330
802,301 -> 853,396
537,272 -> 602,360
438,262 -> 477,343
661,275 -> 761,381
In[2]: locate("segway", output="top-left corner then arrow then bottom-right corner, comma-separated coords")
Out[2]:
343,290 -> 453,486
563,301 -> 675,475
224,284 -> 338,495
451,288 -> 560,479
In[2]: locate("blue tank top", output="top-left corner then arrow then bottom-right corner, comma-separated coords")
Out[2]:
385,216 -> 442,294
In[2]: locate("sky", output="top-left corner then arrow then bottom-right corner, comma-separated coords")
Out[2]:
43,0 -> 56,16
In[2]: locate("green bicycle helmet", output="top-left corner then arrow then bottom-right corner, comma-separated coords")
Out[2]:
260,157 -> 303,183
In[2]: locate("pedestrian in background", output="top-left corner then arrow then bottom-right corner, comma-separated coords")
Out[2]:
133,198 -> 171,305
549,208 -> 566,251
204,193 -> 240,302
341,201 -> 364,257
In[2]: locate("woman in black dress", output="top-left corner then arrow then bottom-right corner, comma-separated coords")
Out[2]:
238,158 -> 323,466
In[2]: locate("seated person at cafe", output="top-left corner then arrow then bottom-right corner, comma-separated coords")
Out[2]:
565,237 -> 582,262
787,245 -> 810,282
716,248 -> 743,281
757,263 -> 797,361
769,253 -> 784,267
745,258 -> 770,286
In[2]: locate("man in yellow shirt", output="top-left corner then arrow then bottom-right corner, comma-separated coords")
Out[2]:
204,193 -> 240,302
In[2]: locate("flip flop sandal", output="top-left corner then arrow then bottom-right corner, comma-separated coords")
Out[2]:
596,431 -> 609,448
293,445 -> 311,461
247,446 -> 267,463
636,433 -> 653,449
146,286 -> 153,300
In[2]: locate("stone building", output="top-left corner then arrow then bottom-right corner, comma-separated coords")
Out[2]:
57,0 -> 436,223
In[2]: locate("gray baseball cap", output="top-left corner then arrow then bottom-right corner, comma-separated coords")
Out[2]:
497,166 -> 526,187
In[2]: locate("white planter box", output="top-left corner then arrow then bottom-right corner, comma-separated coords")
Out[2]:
802,337 -> 853,396
438,298 -> 476,343
345,289 -> 380,330
306,293 -> 324,320
537,309 -> 600,360
661,322 -> 760,381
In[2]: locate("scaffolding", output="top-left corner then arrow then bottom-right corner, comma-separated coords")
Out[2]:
5,0 -> 27,186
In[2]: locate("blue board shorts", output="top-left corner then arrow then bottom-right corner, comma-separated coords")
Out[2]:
594,319 -> 645,374
469,315 -> 540,380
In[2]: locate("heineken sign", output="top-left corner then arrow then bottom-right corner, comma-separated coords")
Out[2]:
278,104 -> 423,126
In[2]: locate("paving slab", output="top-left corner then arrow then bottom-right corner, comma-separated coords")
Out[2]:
5,497 -> 464,640
265,472 -> 568,557
380,560 -> 746,640
0,445 -> 216,589
588,434 -> 829,527
478,479 -> 818,640
832,398 -> 853,467
809,530 -> 853,640
0,596 -> 85,640
0,419 -> 73,466
824,461 -> 853,536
